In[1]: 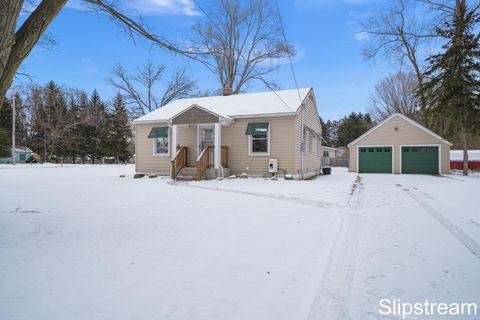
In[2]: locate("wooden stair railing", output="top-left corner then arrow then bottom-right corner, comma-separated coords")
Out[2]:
196,145 -> 213,180
196,146 -> 229,180
171,146 -> 188,179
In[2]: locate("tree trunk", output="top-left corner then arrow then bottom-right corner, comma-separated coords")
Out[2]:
0,0 -> 23,90
0,0 -> 67,105
462,131 -> 469,176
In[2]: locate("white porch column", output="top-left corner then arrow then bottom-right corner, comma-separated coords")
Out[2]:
171,125 -> 177,160
214,123 -> 221,169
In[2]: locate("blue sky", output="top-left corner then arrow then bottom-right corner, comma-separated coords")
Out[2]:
16,0 -> 393,121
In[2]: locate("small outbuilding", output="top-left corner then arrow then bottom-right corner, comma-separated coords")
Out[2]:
348,113 -> 451,174
0,147 -> 33,164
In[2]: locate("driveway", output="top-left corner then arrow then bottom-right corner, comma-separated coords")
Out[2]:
308,172 -> 480,319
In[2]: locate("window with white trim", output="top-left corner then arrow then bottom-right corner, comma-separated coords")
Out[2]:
154,136 -> 169,154
250,132 -> 269,154
308,132 -> 313,153
302,126 -> 307,155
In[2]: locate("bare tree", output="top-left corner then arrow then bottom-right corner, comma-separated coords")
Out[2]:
192,0 -> 294,94
107,63 -> 197,117
0,0 -> 204,107
368,72 -> 420,122
30,82 -> 80,159
361,0 -> 435,118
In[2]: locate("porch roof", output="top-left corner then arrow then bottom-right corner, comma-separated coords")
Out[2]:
132,88 -> 312,124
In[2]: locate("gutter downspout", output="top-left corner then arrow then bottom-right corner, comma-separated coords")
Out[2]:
300,103 -> 304,179
219,164 -> 224,179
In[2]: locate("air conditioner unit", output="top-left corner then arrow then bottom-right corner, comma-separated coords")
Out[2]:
268,159 -> 278,173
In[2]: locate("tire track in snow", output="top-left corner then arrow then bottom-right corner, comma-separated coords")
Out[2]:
300,175 -> 364,320
168,181 -> 339,209
169,179 -> 357,320
398,184 -> 480,260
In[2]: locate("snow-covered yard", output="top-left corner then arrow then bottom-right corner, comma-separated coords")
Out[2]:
0,165 -> 479,319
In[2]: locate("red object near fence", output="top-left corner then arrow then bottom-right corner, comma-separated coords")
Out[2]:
450,150 -> 480,170
450,160 -> 480,170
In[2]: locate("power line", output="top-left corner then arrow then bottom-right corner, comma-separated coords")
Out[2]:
273,0 -> 303,105
273,0 -> 306,175
191,0 -> 295,113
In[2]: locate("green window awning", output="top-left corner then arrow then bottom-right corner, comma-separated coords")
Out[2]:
245,122 -> 269,136
148,127 -> 168,138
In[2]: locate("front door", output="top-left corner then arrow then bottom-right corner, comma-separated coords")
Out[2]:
198,125 -> 215,154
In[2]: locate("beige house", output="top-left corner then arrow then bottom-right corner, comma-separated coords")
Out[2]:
348,113 -> 451,174
133,88 -> 322,180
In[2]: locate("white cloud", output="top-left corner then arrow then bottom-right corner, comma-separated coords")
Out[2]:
81,58 -> 92,63
354,31 -> 369,41
295,0 -> 381,9
128,0 -> 199,16
66,0 -> 199,16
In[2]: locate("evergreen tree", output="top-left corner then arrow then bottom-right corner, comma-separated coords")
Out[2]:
75,91 -> 91,163
336,112 -> 374,147
0,99 -> 11,158
0,96 -> 28,150
0,98 -> 12,135
80,90 -> 108,164
320,118 -> 339,147
422,0 -> 480,175
107,93 -> 131,163
0,128 -> 9,157
36,81 -> 70,161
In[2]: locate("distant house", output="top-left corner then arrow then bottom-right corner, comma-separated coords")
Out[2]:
348,113 -> 451,174
132,88 -> 322,180
450,150 -> 480,170
321,146 -> 349,167
321,146 -> 337,158
0,147 -> 33,164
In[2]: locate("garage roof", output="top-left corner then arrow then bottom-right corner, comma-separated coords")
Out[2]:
347,113 -> 452,147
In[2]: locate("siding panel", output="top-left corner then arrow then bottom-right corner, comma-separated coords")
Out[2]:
177,125 -> 198,167
222,116 -> 296,175
172,107 -> 219,125
135,122 -> 171,175
294,91 -> 322,174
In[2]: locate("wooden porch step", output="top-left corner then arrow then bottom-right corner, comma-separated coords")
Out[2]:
176,175 -> 196,181
175,167 -> 197,181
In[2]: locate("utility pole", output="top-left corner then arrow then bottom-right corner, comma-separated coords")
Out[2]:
11,92 -> 16,165
44,128 -> 47,163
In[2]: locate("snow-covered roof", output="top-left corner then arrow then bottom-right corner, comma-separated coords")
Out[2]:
133,88 -> 312,123
450,150 -> 480,161
322,146 -> 337,151
347,113 -> 452,147
13,146 -> 32,153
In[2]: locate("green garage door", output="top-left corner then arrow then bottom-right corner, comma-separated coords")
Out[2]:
402,146 -> 439,174
359,147 -> 392,173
